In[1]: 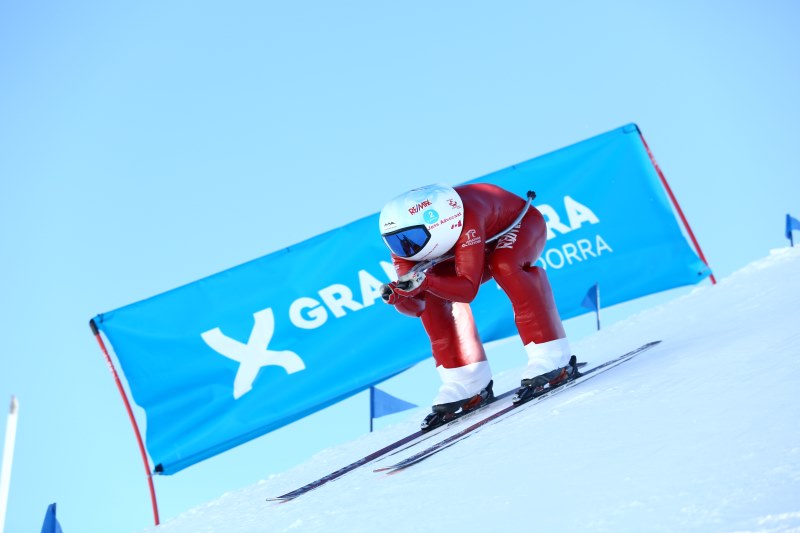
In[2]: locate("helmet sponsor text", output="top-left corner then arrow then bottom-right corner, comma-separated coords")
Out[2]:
408,200 -> 433,215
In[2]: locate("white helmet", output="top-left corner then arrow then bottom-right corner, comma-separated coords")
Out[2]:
379,184 -> 465,262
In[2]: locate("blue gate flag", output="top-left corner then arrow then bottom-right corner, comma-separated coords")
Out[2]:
787,214 -> 800,246
581,282 -> 601,331
92,123 -> 711,474
371,387 -> 417,419
41,503 -> 63,533
581,282 -> 600,312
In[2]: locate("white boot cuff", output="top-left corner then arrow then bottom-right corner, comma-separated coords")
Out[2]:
521,338 -> 571,380
432,360 -> 492,406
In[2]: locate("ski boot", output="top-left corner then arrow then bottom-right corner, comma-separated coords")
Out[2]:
420,380 -> 495,431
512,355 -> 579,404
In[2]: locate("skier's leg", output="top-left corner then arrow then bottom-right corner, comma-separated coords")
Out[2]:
419,293 -> 492,410
489,208 -> 572,381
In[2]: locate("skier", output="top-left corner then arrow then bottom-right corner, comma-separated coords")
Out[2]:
379,183 -> 576,430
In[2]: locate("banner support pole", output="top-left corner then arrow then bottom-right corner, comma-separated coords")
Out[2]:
90,319 -> 160,526
0,396 -> 19,533
638,131 -> 716,285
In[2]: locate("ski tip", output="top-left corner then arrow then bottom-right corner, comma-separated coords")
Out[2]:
372,466 -> 403,476
266,496 -> 292,503
385,467 -> 404,476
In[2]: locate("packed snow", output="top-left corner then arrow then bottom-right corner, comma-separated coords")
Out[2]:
140,247 -> 800,533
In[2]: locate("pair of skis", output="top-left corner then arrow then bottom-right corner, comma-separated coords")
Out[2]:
267,384 -> 519,502
268,341 -> 661,502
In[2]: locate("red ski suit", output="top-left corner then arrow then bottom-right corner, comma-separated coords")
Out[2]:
390,183 -> 566,370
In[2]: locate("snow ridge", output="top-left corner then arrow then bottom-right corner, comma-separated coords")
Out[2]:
141,248 -> 800,533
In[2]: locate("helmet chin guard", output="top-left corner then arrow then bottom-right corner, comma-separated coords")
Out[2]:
379,184 -> 465,262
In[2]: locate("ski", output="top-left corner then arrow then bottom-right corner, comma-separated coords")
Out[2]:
264,341 -> 647,502
267,381 -> 526,502
375,341 -> 661,474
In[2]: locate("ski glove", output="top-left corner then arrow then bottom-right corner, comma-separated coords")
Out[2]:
393,271 -> 429,298
380,283 -> 402,305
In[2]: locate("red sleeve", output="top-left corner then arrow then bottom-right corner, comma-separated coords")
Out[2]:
392,255 -> 415,277
390,254 -> 427,316
393,295 -> 426,317
425,220 -> 487,303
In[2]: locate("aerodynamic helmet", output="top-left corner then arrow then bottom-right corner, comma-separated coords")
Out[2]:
379,184 -> 465,262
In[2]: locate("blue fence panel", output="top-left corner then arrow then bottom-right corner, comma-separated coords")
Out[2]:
94,123 -> 710,474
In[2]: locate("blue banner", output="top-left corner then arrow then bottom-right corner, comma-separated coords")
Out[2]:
93,123 -> 710,474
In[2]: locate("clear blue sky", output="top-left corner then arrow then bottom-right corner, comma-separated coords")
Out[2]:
1,1 -> 798,531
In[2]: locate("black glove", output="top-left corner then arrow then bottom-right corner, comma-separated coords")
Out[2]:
380,283 -> 395,303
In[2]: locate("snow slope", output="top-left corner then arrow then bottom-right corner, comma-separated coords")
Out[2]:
140,247 -> 800,533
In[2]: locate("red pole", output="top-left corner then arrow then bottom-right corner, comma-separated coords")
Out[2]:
638,131 -> 717,285
90,319 -> 160,525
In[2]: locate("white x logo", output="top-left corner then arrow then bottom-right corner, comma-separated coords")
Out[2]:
201,308 -> 306,399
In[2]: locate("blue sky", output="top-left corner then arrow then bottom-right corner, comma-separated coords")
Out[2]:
1,1 -> 799,531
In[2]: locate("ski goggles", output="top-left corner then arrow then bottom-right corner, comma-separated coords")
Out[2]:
381,225 -> 431,258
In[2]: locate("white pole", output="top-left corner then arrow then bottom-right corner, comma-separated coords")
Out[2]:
0,396 -> 19,533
